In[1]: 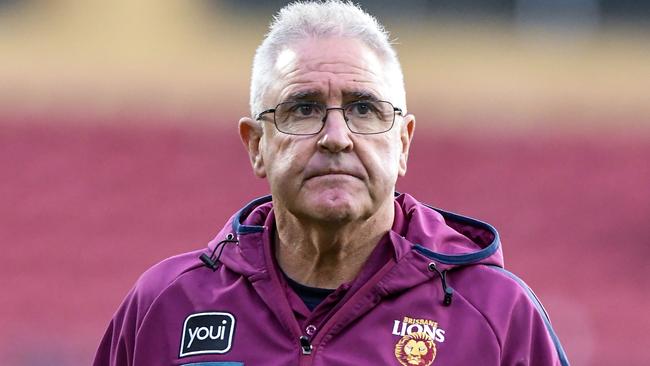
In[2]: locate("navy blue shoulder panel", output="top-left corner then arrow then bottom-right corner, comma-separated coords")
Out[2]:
485,265 -> 570,366
412,206 -> 501,265
231,195 -> 272,234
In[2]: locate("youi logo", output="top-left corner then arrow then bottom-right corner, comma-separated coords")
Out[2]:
180,312 -> 235,357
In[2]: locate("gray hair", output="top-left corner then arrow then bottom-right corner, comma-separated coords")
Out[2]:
249,0 -> 406,117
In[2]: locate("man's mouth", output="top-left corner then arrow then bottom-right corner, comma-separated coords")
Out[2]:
306,170 -> 361,180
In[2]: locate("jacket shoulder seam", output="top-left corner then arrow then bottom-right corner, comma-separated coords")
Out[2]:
449,284 -> 504,358
483,265 -> 571,366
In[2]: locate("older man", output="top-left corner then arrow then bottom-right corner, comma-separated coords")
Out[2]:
94,1 -> 569,365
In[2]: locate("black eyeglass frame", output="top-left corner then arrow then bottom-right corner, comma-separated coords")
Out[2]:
255,100 -> 404,136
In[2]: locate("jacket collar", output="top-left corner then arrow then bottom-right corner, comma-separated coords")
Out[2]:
207,193 -> 503,276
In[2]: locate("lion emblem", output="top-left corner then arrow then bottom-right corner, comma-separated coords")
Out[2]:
394,332 -> 437,366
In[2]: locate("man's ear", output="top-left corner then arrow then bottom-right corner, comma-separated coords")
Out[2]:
239,117 -> 266,178
398,114 -> 415,177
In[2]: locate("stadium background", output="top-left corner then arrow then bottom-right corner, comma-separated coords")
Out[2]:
1,1 -> 649,365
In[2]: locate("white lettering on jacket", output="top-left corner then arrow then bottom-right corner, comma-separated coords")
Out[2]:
187,324 -> 226,348
392,319 -> 446,343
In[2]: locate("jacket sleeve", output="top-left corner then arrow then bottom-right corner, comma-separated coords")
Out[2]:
93,286 -> 142,366
93,250 -> 205,365
93,249 -> 206,365
493,268 -> 570,366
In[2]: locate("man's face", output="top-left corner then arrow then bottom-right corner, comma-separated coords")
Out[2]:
240,37 -> 415,224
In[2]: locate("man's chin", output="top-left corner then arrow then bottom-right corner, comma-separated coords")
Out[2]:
297,193 -> 365,224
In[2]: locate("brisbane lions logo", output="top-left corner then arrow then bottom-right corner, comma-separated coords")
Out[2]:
394,332 -> 436,366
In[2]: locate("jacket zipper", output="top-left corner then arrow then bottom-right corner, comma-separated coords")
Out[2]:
299,335 -> 314,365
300,259 -> 397,364
300,335 -> 313,354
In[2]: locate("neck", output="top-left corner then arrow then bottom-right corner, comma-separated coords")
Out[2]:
274,200 -> 394,289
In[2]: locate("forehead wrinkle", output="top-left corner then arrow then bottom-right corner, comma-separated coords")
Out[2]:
279,82 -> 384,104
287,89 -> 324,101
284,65 -> 376,80
283,74 -> 381,91
282,65 -> 304,79
272,58 -> 388,104
280,57 -> 382,88
276,80 -> 327,103
308,63 -> 382,82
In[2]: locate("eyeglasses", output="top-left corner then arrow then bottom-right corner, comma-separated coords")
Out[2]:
255,100 -> 403,135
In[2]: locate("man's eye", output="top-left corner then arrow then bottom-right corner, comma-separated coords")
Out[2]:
297,104 -> 314,116
287,103 -> 321,118
353,102 -> 371,114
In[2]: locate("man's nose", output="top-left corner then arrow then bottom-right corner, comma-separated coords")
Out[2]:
317,108 -> 353,153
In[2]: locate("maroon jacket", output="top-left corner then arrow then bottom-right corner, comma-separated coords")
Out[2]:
94,193 -> 569,365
